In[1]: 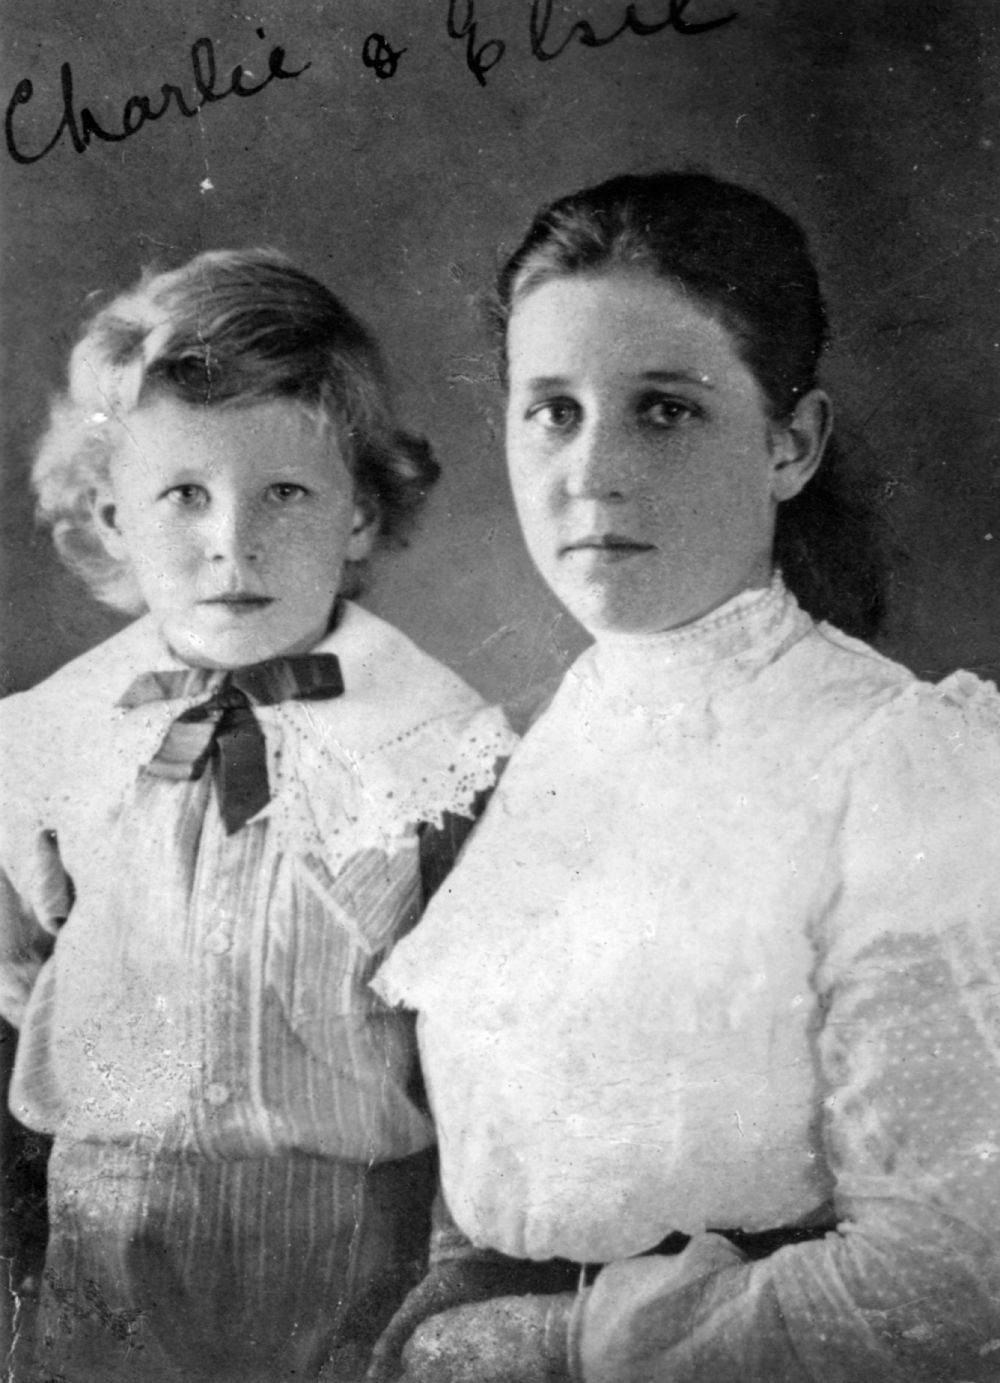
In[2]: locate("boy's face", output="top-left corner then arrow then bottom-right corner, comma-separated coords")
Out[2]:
95,396 -> 375,668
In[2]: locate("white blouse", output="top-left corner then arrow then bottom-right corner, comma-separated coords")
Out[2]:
377,579 -> 1000,1380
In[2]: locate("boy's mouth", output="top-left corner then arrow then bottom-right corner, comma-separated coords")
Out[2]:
200,594 -> 274,609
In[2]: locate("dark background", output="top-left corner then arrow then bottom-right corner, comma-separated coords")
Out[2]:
1,0 -> 998,1344
3,0 -> 999,705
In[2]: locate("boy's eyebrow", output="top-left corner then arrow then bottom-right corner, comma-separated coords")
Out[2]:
521,375 -> 573,391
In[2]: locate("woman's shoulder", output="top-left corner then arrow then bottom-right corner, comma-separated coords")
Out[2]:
813,664 -> 1000,973
820,624 -> 1000,749
926,664 -> 1000,731
785,631 -> 1000,968
861,665 -> 1000,795
787,616 -> 1000,744
732,615 -> 1000,827
809,633 -> 1000,832
792,618 -> 917,702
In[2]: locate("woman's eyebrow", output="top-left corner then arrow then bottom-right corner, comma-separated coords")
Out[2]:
639,369 -> 715,388
518,369 -> 715,390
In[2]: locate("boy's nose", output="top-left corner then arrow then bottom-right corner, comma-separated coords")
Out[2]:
564,423 -> 629,501
206,505 -> 262,566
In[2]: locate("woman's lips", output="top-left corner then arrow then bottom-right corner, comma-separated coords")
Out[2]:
561,535 -> 655,559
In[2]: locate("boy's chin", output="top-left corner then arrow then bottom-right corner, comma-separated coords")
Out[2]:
158,619 -> 326,670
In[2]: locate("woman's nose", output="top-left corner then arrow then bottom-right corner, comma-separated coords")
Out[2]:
564,423 -> 628,501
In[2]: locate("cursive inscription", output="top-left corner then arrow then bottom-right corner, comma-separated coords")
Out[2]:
362,33 -> 407,79
5,7 -> 741,161
446,0 -> 507,87
443,0 -> 737,86
5,32 -> 309,165
529,0 -> 738,61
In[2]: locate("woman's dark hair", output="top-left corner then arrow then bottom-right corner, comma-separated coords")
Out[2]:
493,171 -> 888,638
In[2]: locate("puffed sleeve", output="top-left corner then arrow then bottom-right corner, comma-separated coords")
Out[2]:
569,678 -> 1000,1383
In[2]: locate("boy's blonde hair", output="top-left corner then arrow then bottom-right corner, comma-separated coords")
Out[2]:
32,248 -> 439,611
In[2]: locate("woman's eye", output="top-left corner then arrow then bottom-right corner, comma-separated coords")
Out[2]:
642,396 -> 698,428
268,483 -> 309,502
527,399 -> 580,432
164,484 -> 208,507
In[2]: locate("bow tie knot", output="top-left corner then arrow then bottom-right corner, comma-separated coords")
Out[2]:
118,653 -> 345,834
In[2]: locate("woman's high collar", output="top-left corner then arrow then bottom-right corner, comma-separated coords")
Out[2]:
576,574 -> 813,711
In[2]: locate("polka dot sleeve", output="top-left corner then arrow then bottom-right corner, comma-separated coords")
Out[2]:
572,686 -> 1000,1382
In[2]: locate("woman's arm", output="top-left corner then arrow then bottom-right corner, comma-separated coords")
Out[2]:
573,924 -> 1000,1382
572,686 -> 1000,1382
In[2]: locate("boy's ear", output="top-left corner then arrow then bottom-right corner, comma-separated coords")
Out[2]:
91,485 -> 130,561
768,388 -> 832,503
345,494 -> 379,562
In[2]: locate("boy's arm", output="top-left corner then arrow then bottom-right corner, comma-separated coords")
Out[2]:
0,839 -> 65,1027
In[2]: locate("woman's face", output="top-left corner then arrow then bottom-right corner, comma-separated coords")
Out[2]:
504,270 -> 827,637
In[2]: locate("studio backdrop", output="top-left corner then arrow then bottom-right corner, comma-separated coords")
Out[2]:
2,0 -> 999,1359
2,0 -> 998,707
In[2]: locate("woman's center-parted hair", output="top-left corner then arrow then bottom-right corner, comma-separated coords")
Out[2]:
491,170 -> 889,639
32,248 -> 439,613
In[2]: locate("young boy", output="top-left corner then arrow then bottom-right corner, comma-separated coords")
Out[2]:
0,250 -> 514,1382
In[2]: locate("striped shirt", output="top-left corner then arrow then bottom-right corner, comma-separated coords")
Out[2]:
0,601 -> 514,1161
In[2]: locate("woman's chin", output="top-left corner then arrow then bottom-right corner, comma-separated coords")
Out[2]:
556,592 -> 688,640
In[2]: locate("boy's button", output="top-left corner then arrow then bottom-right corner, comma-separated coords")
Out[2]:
205,1082 -> 231,1107
205,931 -> 231,955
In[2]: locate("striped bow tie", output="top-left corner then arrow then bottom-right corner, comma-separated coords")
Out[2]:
117,654 -> 345,834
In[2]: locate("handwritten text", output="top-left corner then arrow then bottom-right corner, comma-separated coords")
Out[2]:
5,32 -> 309,166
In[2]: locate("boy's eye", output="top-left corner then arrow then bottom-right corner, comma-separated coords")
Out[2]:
526,398 -> 580,432
164,484 -> 209,507
267,482 -> 309,502
641,395 -> 699,428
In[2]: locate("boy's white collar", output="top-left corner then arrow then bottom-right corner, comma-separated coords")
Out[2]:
57,601 -> 514,905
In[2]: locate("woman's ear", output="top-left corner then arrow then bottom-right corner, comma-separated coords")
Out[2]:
345,493 -> 379,562
91,484 -> 130,561
768,389 -> 832,502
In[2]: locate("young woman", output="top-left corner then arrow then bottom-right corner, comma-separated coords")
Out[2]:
372,172 -> 1000,1382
